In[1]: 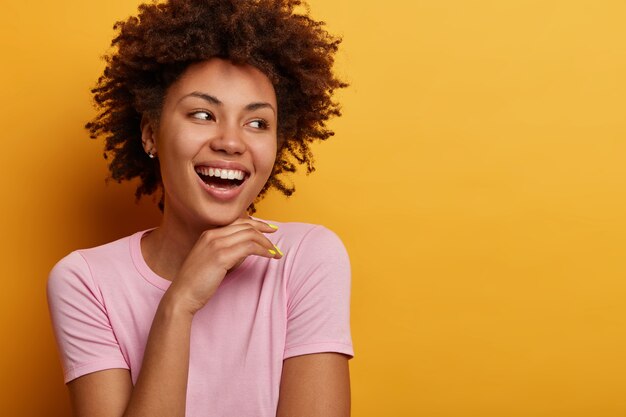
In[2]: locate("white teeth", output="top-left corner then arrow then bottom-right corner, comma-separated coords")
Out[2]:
195,166 -> 246,181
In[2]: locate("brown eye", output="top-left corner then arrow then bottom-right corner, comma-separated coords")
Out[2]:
247,119 -> 268,129
190,110 -> 214,121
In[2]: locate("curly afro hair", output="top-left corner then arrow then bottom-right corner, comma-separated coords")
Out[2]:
86,0 -> 346,211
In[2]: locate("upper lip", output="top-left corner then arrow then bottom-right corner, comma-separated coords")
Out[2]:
193,161 -> 250,175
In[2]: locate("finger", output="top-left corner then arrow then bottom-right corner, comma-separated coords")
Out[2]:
213,227 -> 280,255
230,217 -> 279,233
199,222 -> 270,242
232,222 -> 283,256
226,238 -> 281,273
221,239 -> 283,265
214,234 -> 283,272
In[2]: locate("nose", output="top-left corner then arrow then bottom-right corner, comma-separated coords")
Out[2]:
209,122 -> 246,155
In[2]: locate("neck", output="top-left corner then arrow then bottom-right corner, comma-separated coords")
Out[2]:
141,207 -> 208,281
141,202 -> 251,280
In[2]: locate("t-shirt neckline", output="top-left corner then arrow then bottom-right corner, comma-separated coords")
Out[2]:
130,229 -> 171,290
129,229 -> 255,291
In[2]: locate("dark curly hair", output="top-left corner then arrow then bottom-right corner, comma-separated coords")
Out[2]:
86,0 -> 346,211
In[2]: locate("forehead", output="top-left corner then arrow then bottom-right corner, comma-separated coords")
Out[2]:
166,58 -> 277,108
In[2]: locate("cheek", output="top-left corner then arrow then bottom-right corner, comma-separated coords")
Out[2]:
156,132 -> 202,185
254,141 -> 278,174
159,126 -> 204,159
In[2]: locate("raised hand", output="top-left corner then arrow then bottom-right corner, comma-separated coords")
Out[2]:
164,218 -> 281,315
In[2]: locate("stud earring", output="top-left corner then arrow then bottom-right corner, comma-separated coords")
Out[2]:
147,151 -> 156,159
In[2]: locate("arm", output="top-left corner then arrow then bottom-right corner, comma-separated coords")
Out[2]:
277,226 -> 354,417
68,296 -> 193,417
58,219 -> 281,417
276,353 -> 351,417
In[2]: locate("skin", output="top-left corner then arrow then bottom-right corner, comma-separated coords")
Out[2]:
67,58 -> 351,417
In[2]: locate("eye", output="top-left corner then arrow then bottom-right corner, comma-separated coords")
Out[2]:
247,119 -> 269,130
189,110 -> 214,121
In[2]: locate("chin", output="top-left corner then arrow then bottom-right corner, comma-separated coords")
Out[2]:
162,193 -> 251,231
193,203 -> 252,229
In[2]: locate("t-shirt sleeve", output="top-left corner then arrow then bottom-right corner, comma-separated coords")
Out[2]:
47,251 -> 129,383
283,226 -> 354,360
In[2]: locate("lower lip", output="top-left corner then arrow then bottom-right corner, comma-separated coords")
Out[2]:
196,174 -> 247,201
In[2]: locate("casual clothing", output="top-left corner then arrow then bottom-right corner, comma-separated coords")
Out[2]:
47,222 -> 353,417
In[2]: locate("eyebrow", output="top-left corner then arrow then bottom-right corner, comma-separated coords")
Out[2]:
182,91 -> 276,115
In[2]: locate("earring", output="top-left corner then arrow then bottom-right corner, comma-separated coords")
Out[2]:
147,151 -> 156,159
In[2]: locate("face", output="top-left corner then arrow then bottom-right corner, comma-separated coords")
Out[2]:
142,58 -> 278,229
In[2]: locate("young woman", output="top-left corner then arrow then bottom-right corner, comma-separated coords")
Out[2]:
46,1 -> 353,416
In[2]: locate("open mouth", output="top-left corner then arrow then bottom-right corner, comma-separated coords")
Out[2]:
195,166 -> 247,190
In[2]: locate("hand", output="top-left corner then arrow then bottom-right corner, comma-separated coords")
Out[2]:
164,218 -> 281,315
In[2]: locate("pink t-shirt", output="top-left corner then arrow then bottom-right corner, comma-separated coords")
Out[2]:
47,222 -> 353,416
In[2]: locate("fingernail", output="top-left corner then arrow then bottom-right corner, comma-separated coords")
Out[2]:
268,249 -> 277,256
268,223 -> 279,230
274,245 -> 283,256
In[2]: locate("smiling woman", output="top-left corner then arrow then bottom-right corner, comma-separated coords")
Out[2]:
45,1 -> 352,417
142,59 -> 279,229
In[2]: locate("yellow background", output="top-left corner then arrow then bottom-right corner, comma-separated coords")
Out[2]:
1,0 -> 625,415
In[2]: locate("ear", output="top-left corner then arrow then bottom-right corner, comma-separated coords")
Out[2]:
140,115 -> 158,156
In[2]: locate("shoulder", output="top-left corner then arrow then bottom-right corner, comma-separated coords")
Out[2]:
263,220 -> 347,254
47,231 -> 145,297
260,220 -> 350,283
